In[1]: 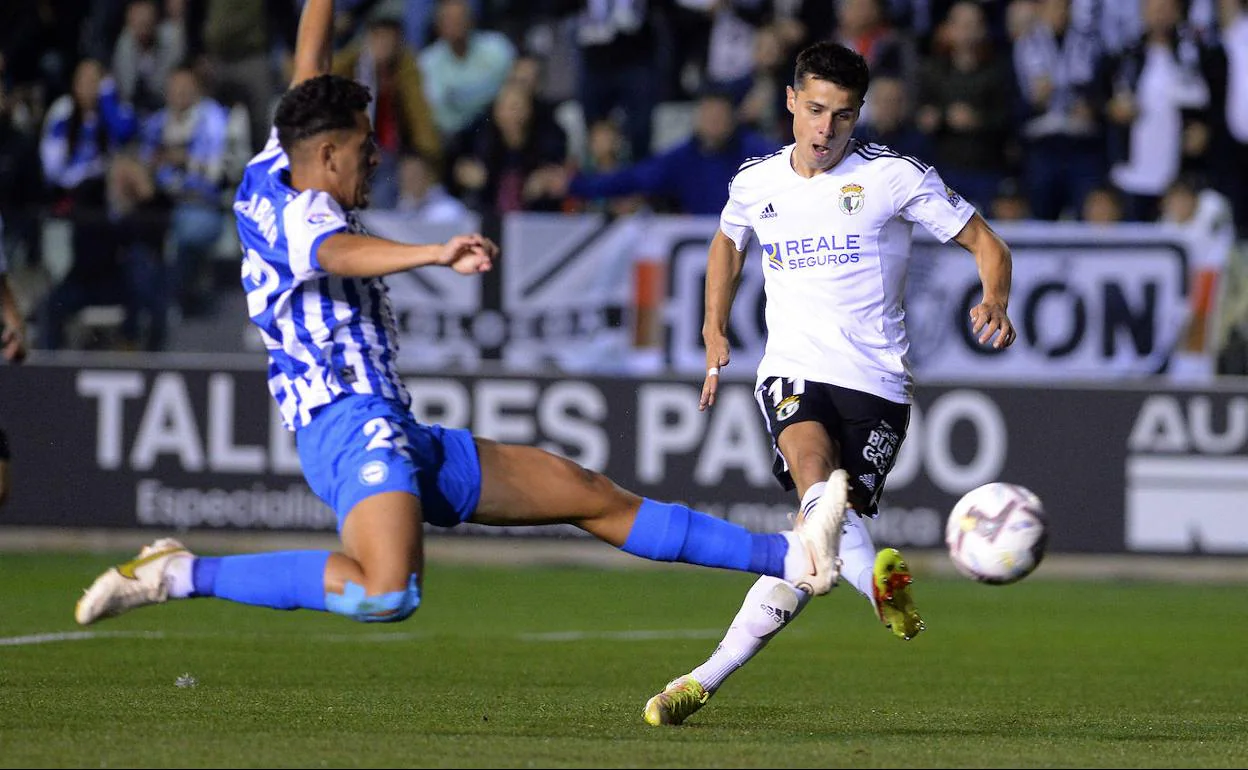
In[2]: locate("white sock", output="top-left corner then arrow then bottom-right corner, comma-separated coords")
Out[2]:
800,481 -> 826,520
690,576 -> 811,692
839,511 -> 878,606
780,531 -> 811,583
165,555 -> 196,599
780,479 -> 831,584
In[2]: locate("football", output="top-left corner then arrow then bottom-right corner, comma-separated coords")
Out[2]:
945,482 -> 1048,585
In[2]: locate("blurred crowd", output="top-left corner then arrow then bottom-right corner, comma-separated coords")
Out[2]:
0,0 -> 1246,355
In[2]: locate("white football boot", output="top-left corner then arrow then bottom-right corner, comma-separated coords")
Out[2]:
790,469 -> 849,595
75,538 -> 192,625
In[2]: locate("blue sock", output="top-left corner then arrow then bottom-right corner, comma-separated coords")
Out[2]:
620,499 -> 788,577
191,551 -> 331,612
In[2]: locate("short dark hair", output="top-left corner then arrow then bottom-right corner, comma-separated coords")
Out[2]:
794,42 -> 871,102
274,74 -> 372,154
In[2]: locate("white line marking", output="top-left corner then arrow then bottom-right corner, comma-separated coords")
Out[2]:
0,630 -> 165,646
517,629 -> 724,642
0,628 -> 726,647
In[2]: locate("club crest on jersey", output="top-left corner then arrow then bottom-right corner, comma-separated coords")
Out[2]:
776,395 -> 801,421
762,242 -> 783,270
945,185 -> 962,206
839,183 -> 865,215
359,460 -> 389,486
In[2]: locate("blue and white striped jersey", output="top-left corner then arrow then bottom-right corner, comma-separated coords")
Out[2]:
234,131 -> 410,430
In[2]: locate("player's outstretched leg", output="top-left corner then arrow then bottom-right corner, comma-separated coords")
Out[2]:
76,492 -> 424,627
74,538 -> 343,626
472,441 -> 844,592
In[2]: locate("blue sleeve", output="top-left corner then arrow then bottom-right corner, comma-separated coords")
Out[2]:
98,79 -> 138,146
569,149 -> 681,200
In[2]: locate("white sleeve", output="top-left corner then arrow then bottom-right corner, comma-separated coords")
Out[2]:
898,166 -> 976,243
719,176 -> 754,250
282,190 -> 350,280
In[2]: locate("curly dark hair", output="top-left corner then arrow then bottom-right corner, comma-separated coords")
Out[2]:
274,74 -> 373,153
793,42 -> 871,103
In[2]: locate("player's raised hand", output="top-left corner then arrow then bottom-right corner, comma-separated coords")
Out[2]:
438,234 -> 498,275
969,301 -> 1016,349
700,334 -> 731,411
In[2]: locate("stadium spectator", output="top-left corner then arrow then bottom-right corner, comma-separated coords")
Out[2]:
1013,0 -> 1107,221
834,0 -> 918,86
915,1 -> 1013,213
139,64 -> 229,317
394,150 -> 472,222
1081,183 -> 1124,224
40,59 -> 137,207
569,117 -> 646,216
738,23 -> 798,144
1207,0 -> 1248,233
556,89 -> 779,216
853,73 -> 934,161
39,150 -> 169,352
186,0 -> 296,152
557,0 -> 663,159
502,53 -> 562,146
110,0 -> 186,117
37,59 -> 143,350
447,82 -> 568,213
333,9 -> 443,209
696,0 -> 776,104
989,176 -> 1032,221
1100,0 -> 1215,222
0,73 -> 43,271
418,0 -> 516,140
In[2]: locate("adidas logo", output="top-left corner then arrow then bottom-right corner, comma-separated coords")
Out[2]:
859,473 -> 877,491
759,202 -> 777,219
760,603 -> 792,624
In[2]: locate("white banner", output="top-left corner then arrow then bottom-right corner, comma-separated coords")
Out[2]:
661,219 -> 1219,382
905,223 -> 1192,380
359,212 -> 1224,382
499,213 -> 640,373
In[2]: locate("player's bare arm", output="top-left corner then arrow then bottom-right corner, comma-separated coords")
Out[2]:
290,0 -> 335,88
954,213 -> 1016,349
701,229 -> 747,410
317,232 -> 498,278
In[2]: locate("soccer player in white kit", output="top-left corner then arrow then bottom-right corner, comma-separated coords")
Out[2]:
643,41 -> 1018,726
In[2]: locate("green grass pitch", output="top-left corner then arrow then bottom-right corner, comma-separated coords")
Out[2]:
1,552 -> 1246,768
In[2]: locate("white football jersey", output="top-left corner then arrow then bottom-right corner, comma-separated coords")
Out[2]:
720,140 -> 975,404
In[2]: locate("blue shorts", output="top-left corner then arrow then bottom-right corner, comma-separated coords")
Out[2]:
296,394 -> 481,531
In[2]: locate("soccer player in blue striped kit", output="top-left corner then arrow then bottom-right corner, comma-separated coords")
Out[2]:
74,0 -> 845,630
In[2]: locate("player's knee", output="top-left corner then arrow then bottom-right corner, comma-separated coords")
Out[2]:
565,458 -> 631,517
327,575 -> 421,623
